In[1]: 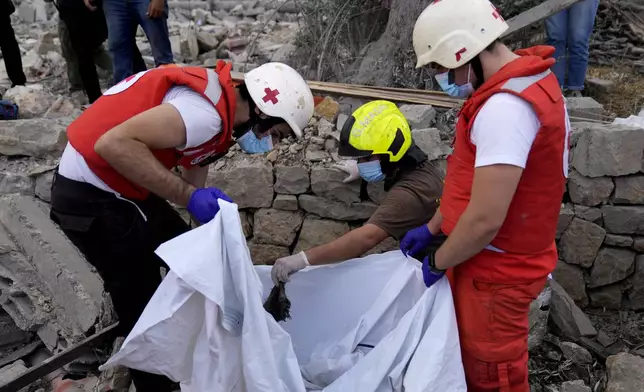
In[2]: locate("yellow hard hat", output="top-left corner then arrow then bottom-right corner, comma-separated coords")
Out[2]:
338,100 -> 412,163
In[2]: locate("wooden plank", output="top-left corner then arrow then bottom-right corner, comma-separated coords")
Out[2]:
0,323 -> 119,392
503,0 -> 585,37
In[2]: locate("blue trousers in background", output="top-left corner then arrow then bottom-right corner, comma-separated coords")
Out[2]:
103,0 -> 174,84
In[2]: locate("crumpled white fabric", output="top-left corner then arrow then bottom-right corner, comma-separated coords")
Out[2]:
612,108 -> 644,129
101,200 -> 466,392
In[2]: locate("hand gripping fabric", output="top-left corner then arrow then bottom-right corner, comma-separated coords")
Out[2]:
400,224 -> 433,257
187,187 -> 233,224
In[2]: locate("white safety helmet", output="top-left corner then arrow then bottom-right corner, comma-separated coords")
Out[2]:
244,62 -> 314,138
413,0 -> 509,69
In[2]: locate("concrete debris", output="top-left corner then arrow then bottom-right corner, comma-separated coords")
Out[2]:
0,117 -> 71,158
0,360 -> 28,386
411,128 -> 451,161
294,217 -> 350,253
0,310 -> 32,349
528,288 -> 550,352
399,105 -> 436,130
561,380 -> 591,392
560,341 -> 593,365
566,97 -> 605,122
605,353 -> 644,392
3,85 -> 57,119
313,97 -> 340,122
549,279 -> 597,341
34,171 -> 54,202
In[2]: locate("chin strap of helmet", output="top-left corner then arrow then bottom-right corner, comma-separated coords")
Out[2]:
233,84 -> 287,138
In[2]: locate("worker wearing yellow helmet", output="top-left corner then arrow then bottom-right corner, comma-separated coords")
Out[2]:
271,100 -> 443,284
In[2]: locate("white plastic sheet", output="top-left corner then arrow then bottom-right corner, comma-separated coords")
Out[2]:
101,201 -> 466,392
612,108 -> 644,129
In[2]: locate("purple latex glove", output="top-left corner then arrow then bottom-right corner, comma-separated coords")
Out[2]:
400,224 -> 432,257
187,187 -> 233,224
421,253 -> 445,288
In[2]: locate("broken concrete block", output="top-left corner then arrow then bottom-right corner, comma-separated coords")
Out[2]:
589,248 -> 635,288
274,165 -> 309,194
605,353 -> 644,392
310,166 -> 360,204
557,204 -> 575,240
271,43 -> 295,62
196,31 -> 219,53
567,171 -> 614,206
399,104 -> 436,129
271,194 -> 297,211
588,283 -> 623,310
628,256 -> 644,310
549,279 -> 597,341
299,195 -> 377,221
34,171 -> 54,202
604,234 -> 633,247
18,3 -> 35,23
560,341 -> 593,365
613,175 -> 644,204
561,380 -> 591,392
367,181 -> 387,204
35,32 -> 56,55
4,85 -> 58,119
207,158 -> 273,208
305,147 -> 328,162
314,97 -> 340,122
0,195 -> 113,345
0,117 -> 70,158
0,360 -> 27,385
0,172 -> 35,196
411,128 -> 451,161
586,77 -> 615,94
574,205 -> 603,225
248,242 -> 289,265
572,124 -> 644,178
559,218 -> 605,267
566,96 -> 604,121
252,209 -> 303,247
294,217 -> 350,253
552,260 -> 588,307
602,206 -> 644,235
0,311 -> 32,348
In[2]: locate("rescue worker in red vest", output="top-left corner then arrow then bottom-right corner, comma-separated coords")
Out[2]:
49,61 -> 314,392
401,0 -> 570,390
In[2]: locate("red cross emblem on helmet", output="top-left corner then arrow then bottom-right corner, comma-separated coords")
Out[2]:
262,88 -> 280,104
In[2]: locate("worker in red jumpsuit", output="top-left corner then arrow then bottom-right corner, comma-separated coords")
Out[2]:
401,0 -> 570,390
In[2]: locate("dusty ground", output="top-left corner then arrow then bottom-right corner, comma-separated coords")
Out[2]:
587,66 -> 644,117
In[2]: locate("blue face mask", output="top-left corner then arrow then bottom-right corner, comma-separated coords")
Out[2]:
357,160 -> 386,182
435,68 -> 474,98
237,129 -> 273,154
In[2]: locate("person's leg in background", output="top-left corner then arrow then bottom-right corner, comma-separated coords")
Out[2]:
448,269 -> 547,392
566,0 -> 600,95
133,0 -> 174,67
58,19 -> 84,91
103,0 -> 137,84
130,25 -> 148,73
545,8 -> 570,89
0,14 -> 27,87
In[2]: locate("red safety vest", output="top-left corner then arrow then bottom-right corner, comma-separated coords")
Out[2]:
67,61 -> 237,200
441,46 -> 568,282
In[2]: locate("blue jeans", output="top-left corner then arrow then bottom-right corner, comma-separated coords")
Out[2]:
103,0 -> 174,84
545,0 -> 599,91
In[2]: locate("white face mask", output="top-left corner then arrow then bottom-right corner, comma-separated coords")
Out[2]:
435,64 -> 474,98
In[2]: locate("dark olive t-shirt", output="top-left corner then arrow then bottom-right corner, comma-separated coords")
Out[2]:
367,161 -> 443,240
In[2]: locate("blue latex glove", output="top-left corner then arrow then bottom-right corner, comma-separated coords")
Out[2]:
421,253 -> 445,288
400,224 -> 433,257
187,187 -> 233,224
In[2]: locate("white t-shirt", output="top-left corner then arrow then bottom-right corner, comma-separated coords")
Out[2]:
470,92 -> 541,168
58,86 -> 222,194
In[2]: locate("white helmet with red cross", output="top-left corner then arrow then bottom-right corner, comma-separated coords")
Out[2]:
244,62 -> 314,138
413,0 -> 509,69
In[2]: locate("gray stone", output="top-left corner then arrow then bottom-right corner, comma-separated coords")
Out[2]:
0,360 -> 27,385
557,204 -> 575,240
633,237 -> 644,252
273,194 -> 298,211
574,205 -> 603,225
207,158 -> 273,208
18,3 -> 35,23
561,380 -> 591,392
0,117 -> 71,158
605,234 -> 634,247
0,195 -> 113,346
566,97 -> 604,120
367,181 -> 387,204
588,284 -> 623,309
605,353 -> 644,392
613,176 -> 644,204
627,256 -> 644,310
34,171 -> 54,202
586,77 -> 615,94
315,118 -> 337,139
239,210 -> 252,238
602,206 -> 644,235
324,138 -> 339,152
3,85 -> 57,119
294,217 -> 350,253
560,342 -> 593,365
411,128 -> 451,161
528,296 -> 549,353
35,32 -> 56,55
589,248 -> 635,288
0,172 -> 35,196
572,124 -> 644,178
399,105 -> 436,129
559,218 -> 606,267
305,147 -> 329,162
0,311 -> 31,348
549,279 -> 597,341
274,165 -> 309,195
310,167 -> 360,204
299,195 -> 378,221
362,237 -> 399,256
552,260 -> 588,307
596,330 -> 616,347
248,242 -> 289,265
568,171 -> 614,206
179,27 -> 199,61
196,31 -> 219,53
252,209 -> 303,247
271,43 -> 295,62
